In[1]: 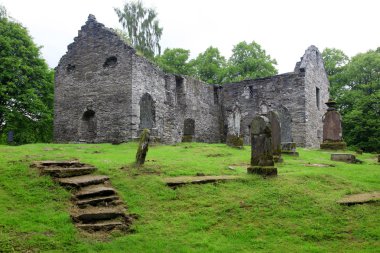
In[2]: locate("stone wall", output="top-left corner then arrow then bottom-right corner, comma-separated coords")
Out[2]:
221,72 -> 306,146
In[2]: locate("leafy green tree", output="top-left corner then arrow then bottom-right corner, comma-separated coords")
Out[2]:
0,15 -> 54,144
190,46 -> 227,84
115,0 -> 163,59
339,49 -> 380,152
323,48 -> 380,152
322,48 -> 350,98
0,4 -> 7,19
226,41 -> 278,82
155,48 -> 193,75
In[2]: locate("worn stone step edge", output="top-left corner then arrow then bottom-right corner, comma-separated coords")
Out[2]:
76,221 -> 127,232
74,186 -> 117,200
41,167 -> 97,178
56,175 -> 109,188
76,195 -> 120,208
31,160 -> 86,168
71,208 -> 126,223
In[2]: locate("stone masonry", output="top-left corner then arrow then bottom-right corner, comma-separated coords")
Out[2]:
54,15 -> 329,148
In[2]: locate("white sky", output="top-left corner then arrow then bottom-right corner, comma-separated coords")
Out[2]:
2,0 -> 379,73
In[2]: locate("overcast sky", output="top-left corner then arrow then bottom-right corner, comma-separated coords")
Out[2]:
2,0 -> 379,73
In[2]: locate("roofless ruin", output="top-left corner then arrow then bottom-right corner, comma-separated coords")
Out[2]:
54,15 -> 329,148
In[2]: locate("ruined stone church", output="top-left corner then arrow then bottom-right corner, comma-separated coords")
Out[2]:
54,15 -> 330,148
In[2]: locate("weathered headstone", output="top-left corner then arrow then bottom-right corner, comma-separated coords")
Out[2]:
135,129 -> 150,166
268,111 -> 283,162
281,142 -> 299,156
7,131 -> 14,144
226,106 -> 243,148
247,116 -> 277,176
320,100 -> 346,150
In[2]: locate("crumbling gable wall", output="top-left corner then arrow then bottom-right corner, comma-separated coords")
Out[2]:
54,15 -> 134,143
221,46 -> 329,148
295,46 -> 329,147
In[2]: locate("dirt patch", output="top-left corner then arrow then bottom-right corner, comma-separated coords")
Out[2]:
206,153 -> 232,157
120,165 -> 161,176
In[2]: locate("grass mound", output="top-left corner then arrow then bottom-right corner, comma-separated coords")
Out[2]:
0,143 -> 379,252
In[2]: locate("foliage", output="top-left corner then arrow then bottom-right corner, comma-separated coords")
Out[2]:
226,41 -> 278,82
190,46 -> 227,84
0,142 -> 379,252
0,16 -> 54,144
0,4 -> 7,19
322,47 -> 380,152
155,48 -> 193,75
115,0 -> 163,59
114,28 -> 132,46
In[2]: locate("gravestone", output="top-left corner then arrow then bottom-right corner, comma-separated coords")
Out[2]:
135,129 -> 150,166
281,142 -> 299,156
7,131 -> 14,144
269,111 -> 283,162
247,115 -> 277,176
320,100 -> 346,150
378,154 -> 380,163
226,106 -> 243,148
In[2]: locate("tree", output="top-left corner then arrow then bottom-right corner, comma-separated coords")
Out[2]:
226,41 -> 278,82
155,48 -> 193,76
322,48 -> 350,98
115,0 -> 163,59
0,4 -> 7,19
190,46 -> 227,84
0,15 -> 54,144
322,48 -> 380,152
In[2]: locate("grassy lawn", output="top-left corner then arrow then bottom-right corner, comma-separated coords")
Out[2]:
0,142 -> 379,252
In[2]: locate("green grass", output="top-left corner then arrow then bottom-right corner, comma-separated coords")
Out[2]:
0,142 -> 379,252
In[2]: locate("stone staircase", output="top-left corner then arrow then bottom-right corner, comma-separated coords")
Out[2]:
31,160 -> 132,232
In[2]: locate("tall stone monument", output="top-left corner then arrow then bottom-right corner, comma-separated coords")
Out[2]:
269,111 -> 283,163
135,129 -> 150,166
247,115 -> 277,176
320,100 -> 346,150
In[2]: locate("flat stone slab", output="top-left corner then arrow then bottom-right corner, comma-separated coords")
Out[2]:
337,192 -> 380,205
75,185 -> 116,199
331,153 -> 357,163
163,175 -> 241,187
71,207 -> 125,222
76,195 -> 120,208
41,166 -> 97,178
57,175 -> 109,188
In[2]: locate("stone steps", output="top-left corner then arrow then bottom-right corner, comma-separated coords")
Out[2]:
31,160 -> 132,233
76,221 -> 127,232
74,185 -> 116,199
71,207 -> 126,223
41,166 -> 97,178
57,175 -> 109,188
76,195 -> 120,208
